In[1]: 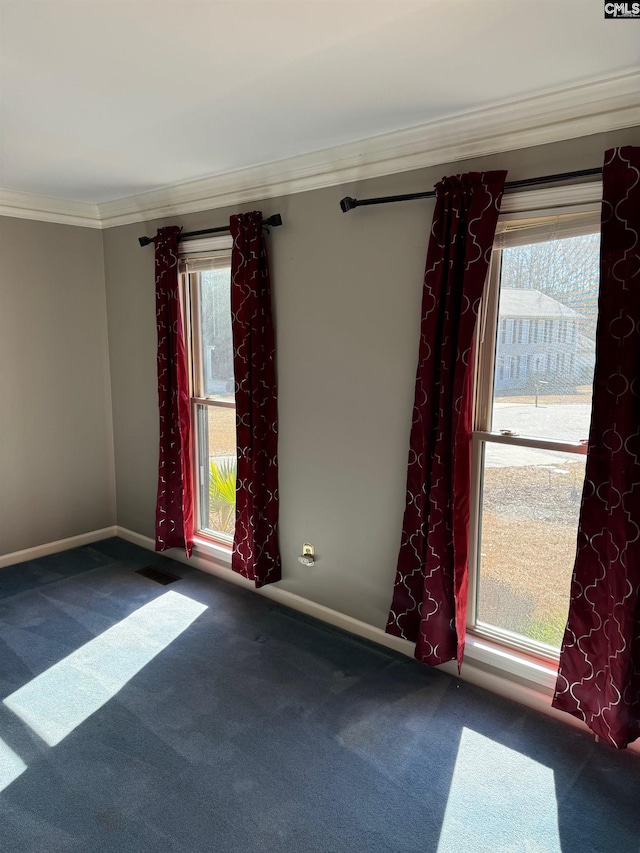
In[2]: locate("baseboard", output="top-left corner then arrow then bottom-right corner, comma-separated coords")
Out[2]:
0,527 -> 118,570
116,526 -> 415,652
116,525 -> 634,749
2,524 -> 635,752
9,524 -> 640,754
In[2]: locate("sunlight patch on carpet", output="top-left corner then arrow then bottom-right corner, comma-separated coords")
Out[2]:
437,727 -> 560,853
0,736 -> 27,792
3,591 -> 207,746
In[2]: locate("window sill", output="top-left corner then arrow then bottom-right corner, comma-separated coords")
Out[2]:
461,632 -> 558,695
193,535 -> 232,568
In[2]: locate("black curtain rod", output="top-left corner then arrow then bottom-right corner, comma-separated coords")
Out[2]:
339,167 -> 602,213
138,213 -> 283,247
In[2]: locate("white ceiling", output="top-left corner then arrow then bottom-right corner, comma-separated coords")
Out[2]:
0,0 -> 639,206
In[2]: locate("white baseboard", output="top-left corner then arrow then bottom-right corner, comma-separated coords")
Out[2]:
0,527 -> 118,570
116,525 -> 637,750
117,526 -> 416,653
115,526 -> 157,552
5,524 -> 635,753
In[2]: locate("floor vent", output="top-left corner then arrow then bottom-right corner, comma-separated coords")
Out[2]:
135,566 -> 181,585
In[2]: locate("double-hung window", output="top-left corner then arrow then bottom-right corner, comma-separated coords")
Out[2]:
468,196 -> 601,661
180,237 -> 236,545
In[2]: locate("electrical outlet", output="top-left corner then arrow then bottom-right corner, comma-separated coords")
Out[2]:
298,543 -> 315,566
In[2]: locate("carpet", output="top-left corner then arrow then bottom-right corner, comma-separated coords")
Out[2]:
0,537 -> 638,852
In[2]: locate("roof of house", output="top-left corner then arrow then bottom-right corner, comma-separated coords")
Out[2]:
500,289 -> 582,319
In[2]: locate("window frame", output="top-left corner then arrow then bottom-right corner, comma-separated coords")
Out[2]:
466,188 -> 602,668
179,235 -> 235,549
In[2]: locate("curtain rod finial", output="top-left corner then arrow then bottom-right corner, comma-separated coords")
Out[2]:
340,197 -> 357,213
138,235 -> 153,247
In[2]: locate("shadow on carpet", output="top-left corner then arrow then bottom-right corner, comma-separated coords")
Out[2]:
0,537 -> 638,853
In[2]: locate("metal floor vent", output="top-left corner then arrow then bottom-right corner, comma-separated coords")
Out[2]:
135,566 -> 181,585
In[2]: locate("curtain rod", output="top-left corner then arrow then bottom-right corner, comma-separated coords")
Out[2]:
137,213 -> 283,247
339,167 -> 602,213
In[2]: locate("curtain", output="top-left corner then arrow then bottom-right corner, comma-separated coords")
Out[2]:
230,212 -> 281,587
386,171 -> 507,668
552,146 -> 640,749
153,226 -> 194,557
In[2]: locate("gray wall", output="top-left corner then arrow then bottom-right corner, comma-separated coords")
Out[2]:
0,217 -> 115,555
104,127 -> 640,629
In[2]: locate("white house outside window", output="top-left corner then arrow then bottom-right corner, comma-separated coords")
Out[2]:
468,200 -> 601,660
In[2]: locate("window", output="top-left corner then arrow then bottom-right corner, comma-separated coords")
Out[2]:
469,207 -> 601,659
180,238 -> 236,544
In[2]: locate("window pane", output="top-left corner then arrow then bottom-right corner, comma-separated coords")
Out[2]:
196,403 -> 236,539
198,267 -> 234,400
477,443 -> 585,649
492,233 -> 599,443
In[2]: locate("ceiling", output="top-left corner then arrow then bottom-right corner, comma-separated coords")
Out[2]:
0,0 -> 639,208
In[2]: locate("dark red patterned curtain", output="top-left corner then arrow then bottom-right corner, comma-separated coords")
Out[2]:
386,171 -> 507,668
153,226 -> 193,557
230,212 -> 281,587
553,146 -> 640,749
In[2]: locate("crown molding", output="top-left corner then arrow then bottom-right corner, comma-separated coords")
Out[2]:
97,69 -> 640,228
0,70 -> 638,229
0,188 -> 101,228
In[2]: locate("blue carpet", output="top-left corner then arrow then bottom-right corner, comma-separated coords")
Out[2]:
0,537 -> 638,852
